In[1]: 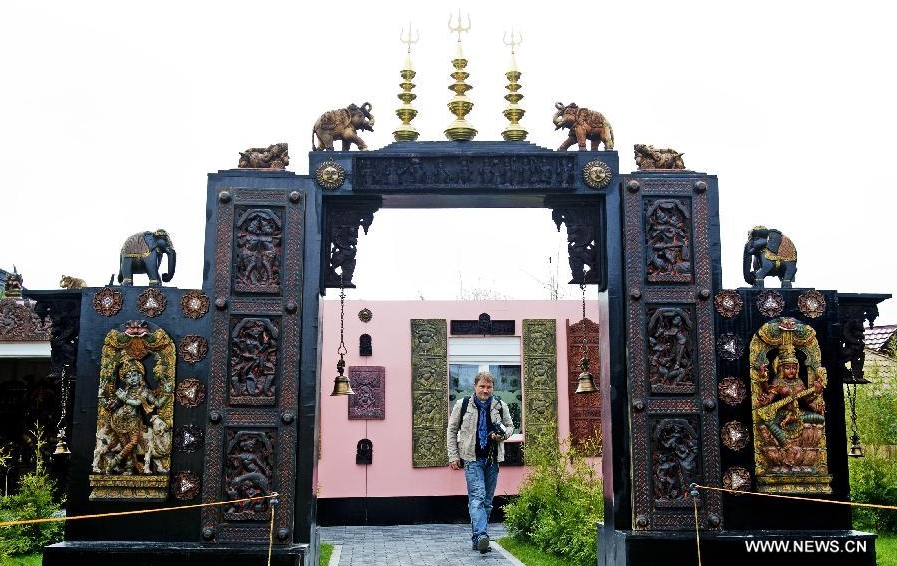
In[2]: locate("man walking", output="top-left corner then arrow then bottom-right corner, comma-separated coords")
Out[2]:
447,371 -> 514,553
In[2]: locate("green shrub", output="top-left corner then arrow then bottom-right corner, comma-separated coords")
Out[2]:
846,373 -> 897,534
503,424 -> 603,566
0,425 -> 64,559
849,456 -> 897,533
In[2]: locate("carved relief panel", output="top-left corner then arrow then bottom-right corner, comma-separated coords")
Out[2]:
410,319 -> 448,467
229,317 -> 280,405
523,319 -> 558,443
203,187 -> 303,544
234,208 -> 283,294
623,175 -> 722,531
566,318 -> 600,452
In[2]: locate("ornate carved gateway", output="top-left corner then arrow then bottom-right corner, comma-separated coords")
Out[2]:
34,135 -> 880,566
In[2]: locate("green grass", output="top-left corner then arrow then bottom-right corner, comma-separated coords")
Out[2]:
878,533 -> 897,566
497,536 -> 584,566
320,542 -> 333,566
0,553 -> 41,566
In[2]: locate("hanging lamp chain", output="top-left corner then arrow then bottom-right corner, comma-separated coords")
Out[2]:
338,273 -> 348,357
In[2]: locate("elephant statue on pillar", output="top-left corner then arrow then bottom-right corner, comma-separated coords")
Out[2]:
743,226 -> 797,288
118,230 -> 176,286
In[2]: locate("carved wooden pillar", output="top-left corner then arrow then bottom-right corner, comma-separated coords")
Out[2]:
621,174 -> 723,531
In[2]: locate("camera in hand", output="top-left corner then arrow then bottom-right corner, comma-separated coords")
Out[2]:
491,421 -> 508,438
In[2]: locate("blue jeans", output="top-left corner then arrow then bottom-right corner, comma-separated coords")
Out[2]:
464,456 -> 499,546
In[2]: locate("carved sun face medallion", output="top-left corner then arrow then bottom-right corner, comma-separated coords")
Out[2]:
756,290 -> 785,318
798,290 -> 826,318
718,376 -> 747,406
180,290 -> 210,319
582,160 -> 612,189
172,471 -> 201,500
714,290 -> 743,318
93,288 -> 123,317
358,308 -> 373,323
315,159 -> 346,190
716,333 -> 744,361
137,288 -> 167,317
176,377 -> 206,407
179,334 -> 208,364
721,421 -> 749,451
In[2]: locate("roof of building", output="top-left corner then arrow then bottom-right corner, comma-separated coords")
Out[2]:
865,324 -> 897,351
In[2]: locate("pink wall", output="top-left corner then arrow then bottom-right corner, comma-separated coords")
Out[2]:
317,300 -> 596,499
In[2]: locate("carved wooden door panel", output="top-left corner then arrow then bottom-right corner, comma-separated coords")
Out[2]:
201,187 -> 305,544
621,175 -> 723,531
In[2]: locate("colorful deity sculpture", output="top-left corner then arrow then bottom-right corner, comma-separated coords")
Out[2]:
749,317 -> 831,493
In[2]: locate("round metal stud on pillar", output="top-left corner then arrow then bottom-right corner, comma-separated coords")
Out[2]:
331,276 -> 355,396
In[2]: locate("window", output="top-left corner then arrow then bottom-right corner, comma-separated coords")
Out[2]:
448,336 -> 522,438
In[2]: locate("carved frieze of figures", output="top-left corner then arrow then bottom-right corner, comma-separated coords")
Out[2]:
90,320 -> 175,501
647,307 -> 695,393
238,143 -> 289,170
749,317 -> 831,494
224,430 -> 275,521
234,209 -> 283,293
645,199 -> 692,283
229,318 -> 279,404
652,418 -> 700,503
634,144 -> 685,170
352,154 -> 577,191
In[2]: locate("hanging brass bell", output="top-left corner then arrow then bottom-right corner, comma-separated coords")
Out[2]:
330,358 -> 354,396
575,356 -> 598,394
331,374 -> 355,396
53,439 -> 71,456
848,433 -> 864,458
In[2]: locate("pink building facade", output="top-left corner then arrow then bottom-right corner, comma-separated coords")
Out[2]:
317,299 -> 599,524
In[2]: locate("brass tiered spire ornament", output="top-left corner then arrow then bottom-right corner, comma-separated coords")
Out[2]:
444,11 -> 477,141
393,24 -> 420,142
501,30 -> 527,141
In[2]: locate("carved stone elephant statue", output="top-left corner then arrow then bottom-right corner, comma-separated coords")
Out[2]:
743,226 -> 797,288
312,102 -> 375,151
552,102 -> 614,151
118,229 -> 176,286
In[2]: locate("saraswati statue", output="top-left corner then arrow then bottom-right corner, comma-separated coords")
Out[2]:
749,317 -> 831,494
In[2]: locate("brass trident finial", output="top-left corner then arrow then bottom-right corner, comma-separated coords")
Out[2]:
400,22 -> 419,53
503,29 -> 523,54
448,10 -> 471,42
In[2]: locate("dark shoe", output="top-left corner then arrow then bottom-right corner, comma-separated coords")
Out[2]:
477,535 -> 490,554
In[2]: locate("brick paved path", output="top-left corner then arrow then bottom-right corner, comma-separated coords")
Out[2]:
319,523 -> 521,566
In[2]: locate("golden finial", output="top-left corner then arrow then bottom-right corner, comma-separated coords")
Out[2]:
501,29 -> 527,141
444,10 -> 477,141
393,23 -> 420,142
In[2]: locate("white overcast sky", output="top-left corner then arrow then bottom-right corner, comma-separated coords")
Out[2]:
2,1 -> 895,322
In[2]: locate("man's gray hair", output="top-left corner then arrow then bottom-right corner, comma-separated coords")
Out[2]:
474,371 -> 495,385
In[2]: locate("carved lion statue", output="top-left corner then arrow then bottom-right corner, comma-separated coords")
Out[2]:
634,144 -> 685,170
238,143 -> 289,170
60,275 -> 87,289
